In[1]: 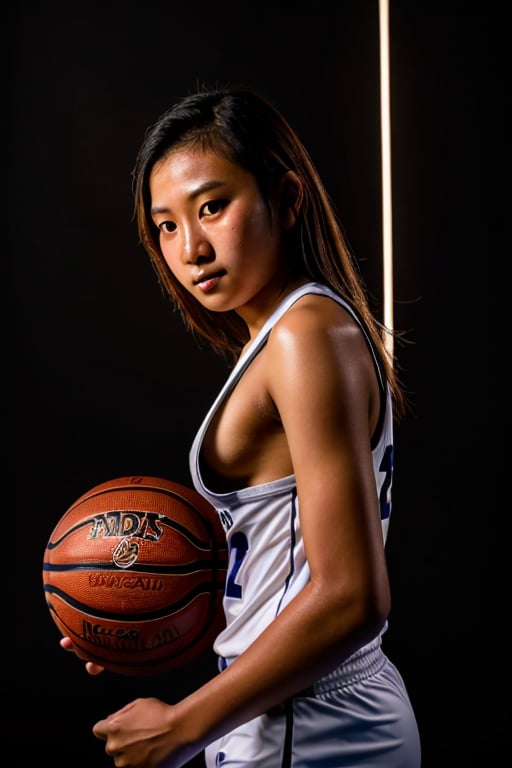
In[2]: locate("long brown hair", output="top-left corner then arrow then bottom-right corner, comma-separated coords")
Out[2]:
132,86 -> 406,418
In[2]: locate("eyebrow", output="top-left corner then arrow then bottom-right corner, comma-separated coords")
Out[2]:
150,179 -> 225,216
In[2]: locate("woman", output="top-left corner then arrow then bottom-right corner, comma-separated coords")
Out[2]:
62,85 -> 421,767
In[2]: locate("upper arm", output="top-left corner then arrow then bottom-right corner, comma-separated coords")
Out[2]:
265,298 -> 389,603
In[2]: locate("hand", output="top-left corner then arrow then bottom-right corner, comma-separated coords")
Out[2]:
59,636 -> 105,676
93,697 -> 192,768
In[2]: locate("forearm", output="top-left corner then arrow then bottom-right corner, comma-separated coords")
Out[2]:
173,578 -> 385,752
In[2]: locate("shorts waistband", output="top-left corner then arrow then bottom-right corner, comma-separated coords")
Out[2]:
300,635 -> 385,697
218,635 -> 385,696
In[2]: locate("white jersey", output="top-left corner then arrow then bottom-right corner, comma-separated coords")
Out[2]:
189,282 -> 394,663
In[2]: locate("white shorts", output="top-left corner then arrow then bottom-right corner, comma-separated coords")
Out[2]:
204,639 -> 421,767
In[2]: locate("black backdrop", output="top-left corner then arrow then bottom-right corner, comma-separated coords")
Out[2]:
9,2 -> 504,766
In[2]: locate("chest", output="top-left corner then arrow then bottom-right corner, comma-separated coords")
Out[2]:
200,347 -> 291,490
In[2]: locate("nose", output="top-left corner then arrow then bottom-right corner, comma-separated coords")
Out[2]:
182,223 -> 214,265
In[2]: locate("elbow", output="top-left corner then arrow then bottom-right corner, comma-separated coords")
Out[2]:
309,564 -> 391,658
361,580 -> 391,642
358,568 -> 391,635
363,591 -> 390,640
335,578 -> 391,650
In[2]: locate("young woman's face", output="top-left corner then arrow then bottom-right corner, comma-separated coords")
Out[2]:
149,149 -> 291,316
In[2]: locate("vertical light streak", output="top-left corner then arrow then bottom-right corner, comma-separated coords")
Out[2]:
379,0 -> 394,361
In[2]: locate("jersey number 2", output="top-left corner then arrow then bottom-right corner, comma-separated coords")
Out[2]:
225,531 -> 248,599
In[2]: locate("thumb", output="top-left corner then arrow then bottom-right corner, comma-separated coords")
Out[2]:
92,718 -> 110,740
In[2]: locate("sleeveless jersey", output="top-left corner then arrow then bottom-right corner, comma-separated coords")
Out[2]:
189,282 -> 394,662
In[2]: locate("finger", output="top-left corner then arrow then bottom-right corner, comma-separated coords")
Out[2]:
92,718 -> 108,740
85,661 -> 105,676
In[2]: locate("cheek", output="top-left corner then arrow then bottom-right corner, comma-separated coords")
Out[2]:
160,241 -> 173,269
159,241 -> 184,280
237,202 -> 275,249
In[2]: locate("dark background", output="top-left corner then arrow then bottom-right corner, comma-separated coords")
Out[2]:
10,2 -> 504,766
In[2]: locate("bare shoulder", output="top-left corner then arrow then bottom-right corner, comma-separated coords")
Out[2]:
265,291 -> 381,439
268,293 -> 367,360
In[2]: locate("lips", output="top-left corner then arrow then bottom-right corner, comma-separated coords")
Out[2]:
193,270 -> 226,292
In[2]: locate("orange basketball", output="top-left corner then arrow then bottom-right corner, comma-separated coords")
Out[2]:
42,475 -> 227,676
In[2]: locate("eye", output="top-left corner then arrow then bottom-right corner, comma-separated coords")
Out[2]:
201,199 -> 227,217
158,220 -> 177,233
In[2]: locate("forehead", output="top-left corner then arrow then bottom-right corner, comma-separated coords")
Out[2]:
149,148 -> 252,198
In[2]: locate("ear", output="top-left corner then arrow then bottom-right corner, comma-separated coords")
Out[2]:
277,171 -> 303,229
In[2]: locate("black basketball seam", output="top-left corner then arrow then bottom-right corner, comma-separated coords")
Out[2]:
43,559 -> 228,574
48,514 -> 217,551
44,580 -> 226,621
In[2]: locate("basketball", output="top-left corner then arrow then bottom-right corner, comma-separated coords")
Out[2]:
42,475 -> 227,676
